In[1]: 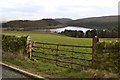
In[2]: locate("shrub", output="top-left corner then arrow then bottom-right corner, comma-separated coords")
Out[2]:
2,34 -> 28,55
94,41 -> 120,75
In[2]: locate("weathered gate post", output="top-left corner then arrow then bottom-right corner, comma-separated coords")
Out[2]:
92,36 -> 99,65
27,36 -> 32,59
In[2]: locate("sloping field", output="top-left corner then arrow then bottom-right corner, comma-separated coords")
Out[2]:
3,31 -> 92,46
3,31 -> 118,44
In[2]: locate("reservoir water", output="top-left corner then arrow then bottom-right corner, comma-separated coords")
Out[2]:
33,26 -> 92,33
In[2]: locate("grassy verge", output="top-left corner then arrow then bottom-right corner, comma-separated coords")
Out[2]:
2,52 -> 118,79
2,52 -> 92,78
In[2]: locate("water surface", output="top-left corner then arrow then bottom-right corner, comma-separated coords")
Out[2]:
33,26 -> 92,33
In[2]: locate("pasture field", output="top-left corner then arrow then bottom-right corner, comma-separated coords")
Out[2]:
2,31 -> 119,78
2,31 -> 118,44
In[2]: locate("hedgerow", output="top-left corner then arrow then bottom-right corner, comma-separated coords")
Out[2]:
2,34 -> 28,54
94,41 -> 120,75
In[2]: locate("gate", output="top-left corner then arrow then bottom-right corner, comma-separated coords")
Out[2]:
27,36 -> 98,70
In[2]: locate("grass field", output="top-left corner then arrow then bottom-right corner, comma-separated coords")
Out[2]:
2,31 -> 119,78
2,31 -> 92,46
2,31 -> 118,44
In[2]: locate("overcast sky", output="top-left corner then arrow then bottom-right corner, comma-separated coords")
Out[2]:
0,0 -> 119,21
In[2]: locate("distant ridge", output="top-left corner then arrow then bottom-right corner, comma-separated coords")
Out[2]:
54,18 -> 72,24
66,15 -> 118,30
2,15 -> 118,30
2,19 -> 65,30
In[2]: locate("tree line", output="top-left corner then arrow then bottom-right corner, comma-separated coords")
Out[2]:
59,29 -> 118,38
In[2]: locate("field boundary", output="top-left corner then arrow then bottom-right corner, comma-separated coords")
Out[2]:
29,36 -> 99,70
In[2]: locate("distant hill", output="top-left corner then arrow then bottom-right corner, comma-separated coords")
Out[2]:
54,18 -> 72,24
2,16 -> 118,31
2,19 -> 65,30
67,16 -> 118,30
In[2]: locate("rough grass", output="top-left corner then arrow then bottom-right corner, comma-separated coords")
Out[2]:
2,53 -> 118,78
2,52 -> 91,78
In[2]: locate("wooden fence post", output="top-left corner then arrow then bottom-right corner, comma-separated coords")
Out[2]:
56,45 -> 59,65
92,36 -> 99,65
27,36 -> 32,59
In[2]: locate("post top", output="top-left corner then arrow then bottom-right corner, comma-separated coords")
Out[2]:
95,36 -> 98,38
27,36 -> 31,40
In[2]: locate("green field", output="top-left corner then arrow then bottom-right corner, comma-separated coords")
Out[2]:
2,31 -> 119,78
3,31 -> 93,46
2,31 -> 118,45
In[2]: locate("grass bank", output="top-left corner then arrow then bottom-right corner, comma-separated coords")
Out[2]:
2,52 -> 118,78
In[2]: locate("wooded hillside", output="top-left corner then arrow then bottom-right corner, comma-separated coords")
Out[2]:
2,19 -> 65,30
67,16 -> 118,30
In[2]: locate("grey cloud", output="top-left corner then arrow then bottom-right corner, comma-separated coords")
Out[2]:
1,0 -> 118,20
1,4 -> 44,15
56,5 -> 116,11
